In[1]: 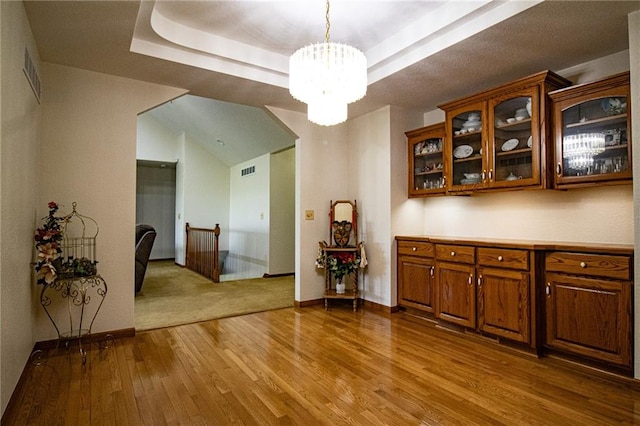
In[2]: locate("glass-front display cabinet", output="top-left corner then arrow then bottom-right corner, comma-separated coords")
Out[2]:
488,89 -> 540,187
550,72 -> 631,188
440,70 -> 571,193
406,123 -> 445,197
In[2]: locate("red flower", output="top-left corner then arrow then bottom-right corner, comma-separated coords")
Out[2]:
327,251 -> 360,280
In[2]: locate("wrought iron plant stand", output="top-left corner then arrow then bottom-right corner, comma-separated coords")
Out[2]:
31,202 -> 113,365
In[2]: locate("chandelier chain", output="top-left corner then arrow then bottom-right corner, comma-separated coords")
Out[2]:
325,0 -> 330,43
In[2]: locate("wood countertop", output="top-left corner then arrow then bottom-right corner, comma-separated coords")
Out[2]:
395,235 -> 634,255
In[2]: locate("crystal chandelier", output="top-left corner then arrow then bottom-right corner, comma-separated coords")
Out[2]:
289,0 -> 367,126
563,133 -> 606,170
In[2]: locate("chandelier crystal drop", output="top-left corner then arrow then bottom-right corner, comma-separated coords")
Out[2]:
289,0 -> 367,126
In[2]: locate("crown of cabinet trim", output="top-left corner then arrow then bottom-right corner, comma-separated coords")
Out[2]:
438,70 -> 571,111
547,71 -> 629,102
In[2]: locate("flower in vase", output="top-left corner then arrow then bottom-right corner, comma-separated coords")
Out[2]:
327,251 -> 360,281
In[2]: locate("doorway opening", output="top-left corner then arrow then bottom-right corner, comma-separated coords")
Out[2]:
134,95 -> 297,330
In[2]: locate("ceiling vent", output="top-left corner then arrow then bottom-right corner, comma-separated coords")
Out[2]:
23,48 -> 41,103
241,165 -> 256,177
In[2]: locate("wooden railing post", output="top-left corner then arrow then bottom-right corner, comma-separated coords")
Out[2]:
213,224 -> 220,283
185,222 -> 191,268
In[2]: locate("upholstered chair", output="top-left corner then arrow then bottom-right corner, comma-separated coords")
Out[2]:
135,224 -> 156,293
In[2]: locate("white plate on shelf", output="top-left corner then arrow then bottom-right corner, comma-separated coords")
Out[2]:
527,135 -> 532,148
453,145 -> 473,159
501,138 -> 519,152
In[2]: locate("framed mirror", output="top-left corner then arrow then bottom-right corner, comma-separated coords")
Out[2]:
329,200 -> 358,247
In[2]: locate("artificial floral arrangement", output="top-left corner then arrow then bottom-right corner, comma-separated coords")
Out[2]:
34,201 -> 64,285
34,201 -> 98,285
326,251 -> 360,282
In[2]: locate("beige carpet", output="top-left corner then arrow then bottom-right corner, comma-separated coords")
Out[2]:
135,260 -> 295,330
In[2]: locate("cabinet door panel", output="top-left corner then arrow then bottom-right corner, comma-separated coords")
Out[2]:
488,88 -> 540,188
478,267 -> 530,343
436,262 -> 475,328
545,273 -> 631,367
446,101 -> 488,192
406,123 -> 446,197
399,256 -> 434,312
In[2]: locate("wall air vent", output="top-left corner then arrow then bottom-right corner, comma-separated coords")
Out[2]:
23,48 -> 41,103
241,165 -> 256,177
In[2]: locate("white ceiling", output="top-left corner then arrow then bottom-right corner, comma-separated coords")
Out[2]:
23,0 -> 640,165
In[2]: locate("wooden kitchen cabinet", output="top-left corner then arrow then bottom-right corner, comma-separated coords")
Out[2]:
405,123 -> 446,197
477,267 -> 530,343
477,247 -> 531,344
435,244 -> 476,328
544,250 -> 633,370
549,72 -> 631,189
395,237 -> 634,376
397,240 -> 436,312
439,70 -> 571,193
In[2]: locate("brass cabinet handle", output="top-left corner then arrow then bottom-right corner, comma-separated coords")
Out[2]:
468,274 -> 473,285
430,266 -> 435,277
412,247 -> 417,251
450,251 -> 456,256
497,255 -> 503,262
580,261 -> 587,268
546,283 -> 551,296
556,163 -> 562,175
477,275 -> 482,287
481,171 -> 486,181
489,169 -> 493,181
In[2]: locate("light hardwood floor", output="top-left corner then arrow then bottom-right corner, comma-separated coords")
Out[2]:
4,305 -> 640,425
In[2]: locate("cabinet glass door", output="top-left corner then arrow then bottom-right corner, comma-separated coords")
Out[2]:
558,95 -> 630,182
449,103 -> 485,191
412,136 -> 444,194
489,91 -> 539,187
407,123 -> 445,197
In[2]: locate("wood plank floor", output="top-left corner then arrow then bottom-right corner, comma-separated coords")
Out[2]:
4,305 -> 640,425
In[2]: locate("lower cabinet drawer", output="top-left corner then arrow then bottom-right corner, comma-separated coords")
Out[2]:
397,240 -> 434,257
477,247 -> 529,270
435,244 -> 475,264
546,252 -> 631,280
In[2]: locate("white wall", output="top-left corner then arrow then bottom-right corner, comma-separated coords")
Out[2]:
389,106 -> 425,306
0,1 -> 41,415
179,134 -> 230,264
228,154 -> 270,279
36,63 -> 185,342
267,106 -> 349,302
348,107 -> 393,306
269,147 -> 295,275
137,113 -> 180,162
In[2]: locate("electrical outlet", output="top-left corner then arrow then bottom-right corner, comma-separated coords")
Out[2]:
305,210 -> 314,220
